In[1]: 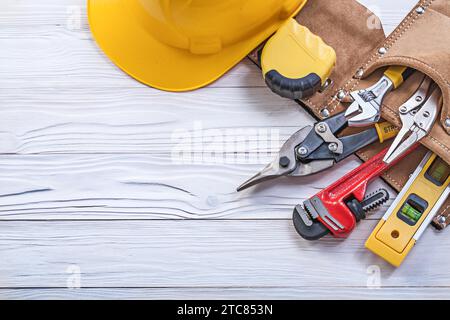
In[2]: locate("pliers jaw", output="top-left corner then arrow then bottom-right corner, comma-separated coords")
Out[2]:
236,126 -> 312,192
237,112 -> 382,191
383,77 -> 439,164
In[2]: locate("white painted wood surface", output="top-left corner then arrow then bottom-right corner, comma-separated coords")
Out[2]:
1,0 -> 443,300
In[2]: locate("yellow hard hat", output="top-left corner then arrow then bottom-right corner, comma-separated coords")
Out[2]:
88,0 -> 307,92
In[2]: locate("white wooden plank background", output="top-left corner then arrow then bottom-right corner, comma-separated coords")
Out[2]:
2,0 -> 447,300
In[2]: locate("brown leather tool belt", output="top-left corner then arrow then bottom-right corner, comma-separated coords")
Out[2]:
248,0 -> 450,227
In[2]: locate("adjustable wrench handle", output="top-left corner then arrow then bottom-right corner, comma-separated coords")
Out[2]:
384,66 -> 415,89
315,144 -> 419,237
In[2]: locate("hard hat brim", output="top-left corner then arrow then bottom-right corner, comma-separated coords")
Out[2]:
88,0 -> 305,92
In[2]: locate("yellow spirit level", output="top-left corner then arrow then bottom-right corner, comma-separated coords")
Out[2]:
365,152 -> 450,267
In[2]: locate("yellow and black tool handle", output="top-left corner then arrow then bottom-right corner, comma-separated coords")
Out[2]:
375,122 -> 399,143
260,19 -> 336,100
264,69 -> 322,100
311,114 -> 398,163
337,122 -> 398,160
384,66 -> 415,89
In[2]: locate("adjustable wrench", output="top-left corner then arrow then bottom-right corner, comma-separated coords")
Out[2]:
345,66 -> 415,127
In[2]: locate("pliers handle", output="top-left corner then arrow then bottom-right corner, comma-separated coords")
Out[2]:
297,112 -> 397,164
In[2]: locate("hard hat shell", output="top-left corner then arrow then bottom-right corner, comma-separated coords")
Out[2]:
88,0 -> 307,91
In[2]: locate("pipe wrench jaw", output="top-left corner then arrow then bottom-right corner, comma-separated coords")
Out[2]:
293,194 -> 361,240
293,188 -> 391,240
292,203 -> 330,241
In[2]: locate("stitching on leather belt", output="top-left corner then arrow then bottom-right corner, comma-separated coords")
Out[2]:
370,55 -> 450,142
379,56 -> 450,87
319,0 -> 435,192
322,0 -> 434,116
355,0 -> 434,188
382,172 -> 403,189
297,0 -> 447,194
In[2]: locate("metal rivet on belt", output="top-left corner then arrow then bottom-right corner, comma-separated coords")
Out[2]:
320,108 -> 330,118
445,117 -> 450,128
355,68 -> 364,78
416,6 -> 425,14
336,90 -> 346,101
439,216 -> 447,224
320,78 -> 333,92
378,47 -> 387,55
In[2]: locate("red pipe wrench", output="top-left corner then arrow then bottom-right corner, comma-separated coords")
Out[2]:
293,144 -> 419,240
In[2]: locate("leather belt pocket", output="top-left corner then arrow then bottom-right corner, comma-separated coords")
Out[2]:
362,0 -> 450,161
299,1 -> 450,191
248,0 -> 450,225
341,0 -> 450,226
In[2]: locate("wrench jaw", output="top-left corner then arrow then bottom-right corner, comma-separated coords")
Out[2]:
345,99 -> 381,127
292,195 -> 384,241
292,204 -> 330,241
292,197 -> 355,240
345,75 -> 394,127
292,186 -> 391,240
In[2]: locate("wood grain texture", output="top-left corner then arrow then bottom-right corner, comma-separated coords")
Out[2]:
0,154 -> 392,220
3,287 -> 450,300
0,87 -> 311,155
0,0 -> 434,300
0,220 -> 448,289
